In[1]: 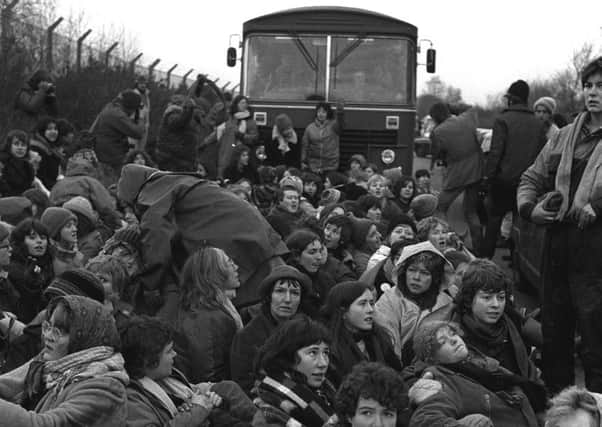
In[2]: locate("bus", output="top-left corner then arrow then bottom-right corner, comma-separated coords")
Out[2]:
227,6 -> 435,173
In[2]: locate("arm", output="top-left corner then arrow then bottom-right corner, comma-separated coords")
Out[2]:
85,178 -> 122,230
300,127 -> 310,164
410,374 -> 465,427
516,139 -> 556,220
229,330 -> 256,394
107,109 -> 145,139
15,89 -> 47,114
484,117 -> 507,180
241,120 -> 259,146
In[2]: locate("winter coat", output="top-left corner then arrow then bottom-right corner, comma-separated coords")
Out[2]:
160,305 -> 238,384
50,243 -> 84,276
0,275 -> 19,314
430,109 -> 484,190
93,101 -> 144,166
29,135 -> 63,190
78,230 -> 104,263
485,104 -> 547,186
287,260 -> 336,318
13,85 -> 57,132
230,308 -> 278,394
117,165 -> 288,308
217,116 -> 258,179
156,103 -> 203,172
321,254 -> 357,283
0,359 -> 127,427
8,252 -> 54,323
265,205 -> 306,240
301,114 -> 343,173
49,157 -> 121,229
0,153 -> 34,196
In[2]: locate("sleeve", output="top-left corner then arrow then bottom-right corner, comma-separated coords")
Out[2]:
429,130 -> 444,161
15,89 -> 46,114
332,108 -> 345,135
484,117 -> 507,180
0,377 -> 126,427
409,377 -> 465,427
516,138 -> 556,220
374,295 -> 403,361
300,127 -> 310,163
242,120 -> 259,146
229,330 -> 256,395
107,109 -> 145,139
165,106 -> 194,130
86,178 -> 122,230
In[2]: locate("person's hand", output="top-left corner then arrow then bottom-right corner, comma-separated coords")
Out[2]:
408,371 -> 442,405
177,402 -> 193,413
530,200 -> 557,225
191,391 -> 222,410
192,382 -> 213,395
576,203 -> 597,230
38,81 -> 52,91
457,414 -> 493,427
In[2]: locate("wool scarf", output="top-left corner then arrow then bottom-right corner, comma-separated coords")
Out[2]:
556,112 -> 602,220
139,376 -> 179,417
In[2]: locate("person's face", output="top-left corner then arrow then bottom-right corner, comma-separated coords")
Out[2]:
553,408 -> 599,427
366,206 -> 382,222
344,289 -> 375,332
368,179 -> 386,199
42,304 -> 70,361
237,98 -> 249,112
316,107 -> 328,123
60,219 -> 78,245
534,106 -> 552,123
323,224 -> 342,249
136,81 -> 147,92
365,167 -> 375,178
434,326 -> 469,365
304,181 -> 317,197
399,181 -> 414,200
365,225 -> 382,252
111,246 -> 139,276
239,151 -> 250,166
294,342 -> 329,388
350,397 -> 398,427
0,237 -> 12,268
326,207 -> 345,220
350,160 -> 361,171
146,341 -> 176,381
299,240 -> 323,273
44,122 -> 59,142
389,224 -> 415,245
24,230 -> 48,257
471,289 -> 506,325
428,223 -> 449,252
222,252 -> 240,291
270,279 -> 301,322
417,175 -> 430,188
280,190 -> 299,213
405,261 -> 432,295
10,137 -> 28,158
133,154 -> 146,165
583,71 -> 602,113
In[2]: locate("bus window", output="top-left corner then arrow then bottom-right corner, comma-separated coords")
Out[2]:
245,35 -> 327,101
329,37 -> 411,104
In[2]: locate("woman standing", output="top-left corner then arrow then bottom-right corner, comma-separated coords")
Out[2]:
159,246 -> 242,384
301,101 -> 344,174
29,116 -> 64,189
0,130 -> 35,196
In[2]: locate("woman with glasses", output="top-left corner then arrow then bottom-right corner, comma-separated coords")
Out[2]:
0,295 -> 128,426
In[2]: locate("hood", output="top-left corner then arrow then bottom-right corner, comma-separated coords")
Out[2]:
65,157 -> 97,177
117,164 -> 159,206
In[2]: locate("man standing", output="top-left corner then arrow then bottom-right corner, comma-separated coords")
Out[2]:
429,103 -> 483,254
481,80 -> 547,258
518,57 -> 602,393
534,96 -> 560,141
130,75 -> 151,150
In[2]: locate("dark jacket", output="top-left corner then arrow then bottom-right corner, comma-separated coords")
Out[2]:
265,205 -> 306,240
217,117 -> 259,179
301,113 -> 344,173
93,101 -> 144,166
0,275 -> 19,314
8,252 -> 54,323
13,85 -> 57,132
287,260 -> 336,318
0,153 -> 34,196
321,254 -> 357,283
29,136 -> 63,189
484,104 -> 546,186
431,109 -> 483,190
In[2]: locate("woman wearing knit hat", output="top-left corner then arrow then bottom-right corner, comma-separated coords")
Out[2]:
410,320 -> 545,427
63,196 -> 104,263
374,241 -> 452,363
349,217 -> 382,276
41,207 -> 84,276
321,281 -> 401,387
230,264 -> 311,394
533,96 -> 560,141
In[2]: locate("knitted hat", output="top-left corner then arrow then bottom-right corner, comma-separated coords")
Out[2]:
349,154 -> 368,169
505,79 -> 529,103
410,194 -> 438,221
0,197 -> 33,226
259,265 -> 311,299
22,189 -> 50,212
63,196 -> 98,225
413,320 -> 463,364
41,207 -> 77,240
320,281 -> 371,321
43,268 -> 105,303
350,217 -> 375,249
533,96 -> 557,114
120,89 -> 142,111
117,164 -> 159,206
0,222 -> 10,241
279,175 -> 303,195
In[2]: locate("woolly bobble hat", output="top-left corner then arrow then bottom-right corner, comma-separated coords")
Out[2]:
63,196 -> 97,225
43,268 -> 105,303
505,79 -> 529,103
259,264 -> 311,299
279,175 -> 303,195
0,222 -> 10,241
41,207 -> 77,240
410,194 -> 439,221
350,217 -> 375,249
120,89 -> 142,111
533,96 -> 557,114
413,320 -> 463,364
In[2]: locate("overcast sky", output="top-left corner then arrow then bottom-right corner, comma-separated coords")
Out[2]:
55,0 -> 602,105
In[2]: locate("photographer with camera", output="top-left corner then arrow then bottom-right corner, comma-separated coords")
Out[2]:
13,69 -> 58,133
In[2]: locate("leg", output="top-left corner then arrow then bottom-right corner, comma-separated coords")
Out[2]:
462,183 -> 482,255
437,186 -> 464,217
481,181 -> 514,258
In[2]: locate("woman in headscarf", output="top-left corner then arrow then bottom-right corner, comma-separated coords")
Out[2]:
0,295 -> 128,426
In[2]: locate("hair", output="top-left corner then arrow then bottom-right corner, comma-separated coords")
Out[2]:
389,238 -> 418,262
301,171 -> 321,186
86,255 -> 130,300
365,162 -> 380,174
581,56 -> 602,87
552,113 -> 568,128
413,320 -> 465,364
429,102 -> 451,125
34,116 -> 59,140
254,315 -> 331,377
120,315 -> 173,380
397,251 -> 445,310
274,164 -> 287,182
318,203 -> 346,223
416,217 -> 451,242
323,214 -> 353,252
546,386 -> 601,427
393,175 -> 417,201
3,129 -> 30,155
325,171 -> 348,188
227,144 -> 251,171
22,189 -> 50,218
285,229 -> 322,260
457,258 -> 513,316
276,185 -> 300,202
229,95 -> 250,115
415,169 -> 431,180
349,168 -> 369,184
286,167 -> 302,178
356,194 -> 381,217
257,165 -> 276,185
386,214 -> 417,237
10,218 -> 50,259
123,149 -> 156,167
366,174 -> 388,190
179,246 -> 233,311
314,101 -> 334,120
55,118 -> 75,137
334,362 -> 409,426
444,250 -> 472,270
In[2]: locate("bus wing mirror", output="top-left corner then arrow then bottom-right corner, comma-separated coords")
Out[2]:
227,47 -> 237,67
426,48 -> 436,73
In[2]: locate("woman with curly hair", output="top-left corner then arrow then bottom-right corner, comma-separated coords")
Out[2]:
392,175 -> 417,215
254,315 -> 336,426
222,144 -> 258,184
0,129 -> 35,196
29,116 -> 64,189
159,246 -> 242,384
334,362 -> 409,427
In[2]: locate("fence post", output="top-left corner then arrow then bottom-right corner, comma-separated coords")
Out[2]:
182,68 -> 193,88
45,17 -> 63,72
166,63 -> 178,88
76,29 -> 92,72
129,53 -> 143,75
1,0 -> 19,57
222,82 -> 231,91
148,58 -> 160,81
104,42 -> 118,68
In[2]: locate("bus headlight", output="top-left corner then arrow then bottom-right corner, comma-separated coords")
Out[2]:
381,149 -> 395,165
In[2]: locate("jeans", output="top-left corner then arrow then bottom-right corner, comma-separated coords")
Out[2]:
438,182 -> 482,254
